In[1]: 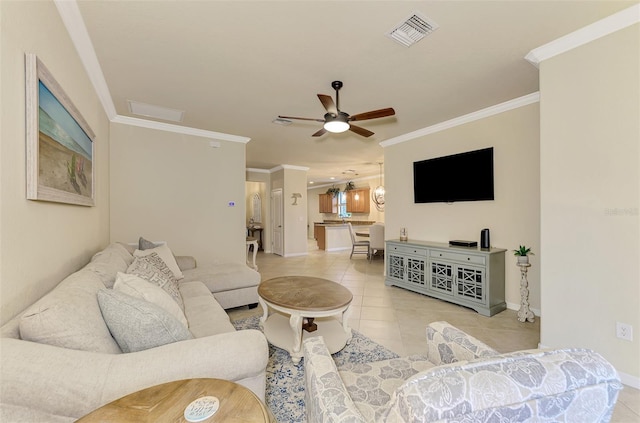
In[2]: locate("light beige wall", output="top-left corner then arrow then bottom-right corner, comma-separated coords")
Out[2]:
307,178 -> 385,238
283,168 -> 308,257
0,0 -> 111,324
539,24 -> 639,383
384,104 -> 540,311
109,123 -> 246,265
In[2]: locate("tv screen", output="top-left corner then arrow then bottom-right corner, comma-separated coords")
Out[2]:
413,147 -> 494,203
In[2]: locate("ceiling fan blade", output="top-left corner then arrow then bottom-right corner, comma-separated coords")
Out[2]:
278,115 -> 324,122
348,124 -> 374,138
312,128 -> 327,137
317,94 -> 338,115
349,108 -> 396,122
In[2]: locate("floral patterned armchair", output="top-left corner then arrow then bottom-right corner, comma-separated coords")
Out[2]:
303,321 -> 622,423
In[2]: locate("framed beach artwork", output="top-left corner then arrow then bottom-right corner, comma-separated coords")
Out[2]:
25,53 -> 95,206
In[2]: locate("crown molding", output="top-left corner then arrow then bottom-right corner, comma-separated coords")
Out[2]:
111,115 -> 250,143
54,0 -> 117,119
380,92 -> 539,148
270,165 -> 310,172
525,4 -> 640,67
246,168 -> 271,174
307,174 -> 381,191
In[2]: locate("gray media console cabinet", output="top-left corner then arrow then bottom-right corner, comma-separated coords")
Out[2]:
385,239 -> 506,316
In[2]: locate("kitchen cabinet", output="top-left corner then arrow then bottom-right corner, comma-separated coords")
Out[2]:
385,240 -> 506,316
318,193 -> 337,213
313,223 -> 326,249
346,188 -> 370,213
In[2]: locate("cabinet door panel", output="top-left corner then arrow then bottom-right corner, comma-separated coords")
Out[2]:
319,194 -> 337,213
346,189 -> 370,213
430,261 -> 453,295
456,266 -> 485,304
406,257 -> 426,285
387,254 -> 405,282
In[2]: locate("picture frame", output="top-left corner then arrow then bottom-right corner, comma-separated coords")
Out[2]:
25,53 -> 95,206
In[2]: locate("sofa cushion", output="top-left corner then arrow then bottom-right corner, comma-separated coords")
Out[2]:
114,272 -> 188,328
181,263 -> 260,293
97,289 -> 192,353
134,243 -> 184,280
179,281 -> 235,337
339,356 -> 435,421
19,270 -> 121,354
93,242 -> 135,265
382,348 -> 623,423
127,253 -> 184,310
84,243 -> 132,289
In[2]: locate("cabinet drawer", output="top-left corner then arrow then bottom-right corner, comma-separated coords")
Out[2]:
387,244 -> 428,256
429,250 -> 485,265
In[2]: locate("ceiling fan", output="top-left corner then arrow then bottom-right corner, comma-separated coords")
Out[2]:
278,81 -> 395,138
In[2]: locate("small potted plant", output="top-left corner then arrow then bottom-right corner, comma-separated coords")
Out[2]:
326,186 -> 340,197
513,245 -> 534,265
344,181 -> 355,191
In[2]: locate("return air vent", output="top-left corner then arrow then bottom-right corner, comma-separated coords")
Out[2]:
386,11 -> 439,47
127,100 -> 184,122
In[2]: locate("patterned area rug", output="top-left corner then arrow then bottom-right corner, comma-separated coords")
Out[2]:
233,316 -> 399,423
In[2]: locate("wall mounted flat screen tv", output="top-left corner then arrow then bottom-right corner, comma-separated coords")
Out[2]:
413,147 -> 494,203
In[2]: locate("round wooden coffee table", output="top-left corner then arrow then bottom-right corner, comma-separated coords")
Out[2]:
258,276 -> 353,364
76,378 -> 273,422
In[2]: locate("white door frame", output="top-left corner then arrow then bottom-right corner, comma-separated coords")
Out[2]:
271,188 -> 284,256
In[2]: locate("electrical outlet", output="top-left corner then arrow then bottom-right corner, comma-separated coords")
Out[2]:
616,322 -> 633,341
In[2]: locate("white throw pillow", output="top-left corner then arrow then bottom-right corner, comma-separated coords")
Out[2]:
133,243 -> 184,280
114,272 -> 188,328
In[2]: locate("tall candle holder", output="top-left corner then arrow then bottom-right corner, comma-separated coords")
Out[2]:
517,263 -> 535,323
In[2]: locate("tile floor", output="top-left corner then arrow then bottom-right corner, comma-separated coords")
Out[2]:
227,242 -> 639,422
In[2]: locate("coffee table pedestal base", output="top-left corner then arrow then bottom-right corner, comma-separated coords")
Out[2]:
262,313 -> 351,364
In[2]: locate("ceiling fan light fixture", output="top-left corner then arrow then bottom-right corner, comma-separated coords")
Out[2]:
324,116 -> 350,133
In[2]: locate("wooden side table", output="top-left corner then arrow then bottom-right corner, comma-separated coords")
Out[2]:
247,227 -> 263,251
77,378 -> 273,422
517,263 -> 535,323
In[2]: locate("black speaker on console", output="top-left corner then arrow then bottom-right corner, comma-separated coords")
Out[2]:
480,228 -> 490,249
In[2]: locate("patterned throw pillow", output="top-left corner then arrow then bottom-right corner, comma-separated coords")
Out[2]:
114,272 -> 188,328
127,252 -> 184,310
133,243 -> 184,280
97,289 -> 192,353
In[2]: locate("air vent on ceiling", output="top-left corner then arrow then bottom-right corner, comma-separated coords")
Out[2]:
272,117 -> 292,126
127,100 -> 184,122
386,11 -> 439,47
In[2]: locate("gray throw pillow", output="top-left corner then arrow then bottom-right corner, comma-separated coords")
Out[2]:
97,289 -> 192,353
139,236 -> 162,250
127,252 -> 184,310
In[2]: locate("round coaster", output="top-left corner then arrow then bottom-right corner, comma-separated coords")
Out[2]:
184,396 -> 220,422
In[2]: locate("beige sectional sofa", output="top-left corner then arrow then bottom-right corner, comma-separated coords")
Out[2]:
0,242 -> 268,422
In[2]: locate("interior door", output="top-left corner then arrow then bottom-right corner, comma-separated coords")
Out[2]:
271,188 -> 284,256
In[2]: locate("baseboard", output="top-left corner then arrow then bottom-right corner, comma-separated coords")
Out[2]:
506,301 -> 541,317
619,372 -> 640,389
283,252 -> 308,258
325,247 -> 351,252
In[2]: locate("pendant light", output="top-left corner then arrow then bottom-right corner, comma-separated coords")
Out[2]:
372,162 -> 385,211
